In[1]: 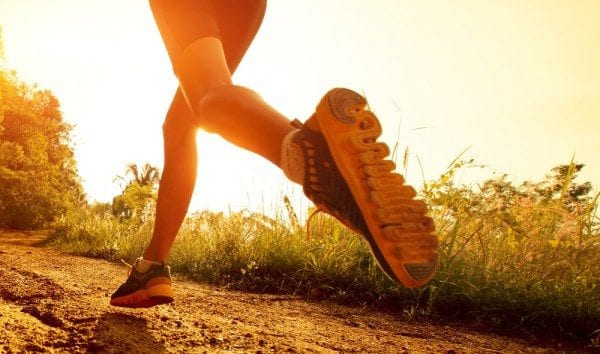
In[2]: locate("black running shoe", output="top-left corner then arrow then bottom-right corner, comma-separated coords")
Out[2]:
110,259 -> 174,308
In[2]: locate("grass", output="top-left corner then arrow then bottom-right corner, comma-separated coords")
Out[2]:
422,160 -> 599,340
43,161 -> 599,344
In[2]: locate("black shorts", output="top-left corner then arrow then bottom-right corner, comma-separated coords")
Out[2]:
149,0 -> 266,74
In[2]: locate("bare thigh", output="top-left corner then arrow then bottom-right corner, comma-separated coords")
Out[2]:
148,0 -> 266,74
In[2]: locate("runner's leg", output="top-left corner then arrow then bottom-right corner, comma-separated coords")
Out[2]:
144,0 -> 293,263
174,37 -> 294,166
143,89 -> 196,263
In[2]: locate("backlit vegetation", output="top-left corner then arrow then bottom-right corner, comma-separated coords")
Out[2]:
2,30 -> 597,344
45,160 -> 599,342
0,49 -> 83,229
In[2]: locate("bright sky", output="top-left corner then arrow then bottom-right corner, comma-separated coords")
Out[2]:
1,1 -> 598,218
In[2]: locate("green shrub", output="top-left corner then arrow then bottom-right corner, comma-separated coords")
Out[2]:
0,65 -> 83,229
47,161 -> 599,341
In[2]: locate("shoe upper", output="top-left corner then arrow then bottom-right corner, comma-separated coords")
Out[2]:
292,118 -> 370,238
291,88 -> 439,288
111,262 -> 172,300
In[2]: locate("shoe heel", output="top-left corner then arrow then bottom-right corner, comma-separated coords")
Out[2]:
321,88 -> 367,125
146,284 -> 174,299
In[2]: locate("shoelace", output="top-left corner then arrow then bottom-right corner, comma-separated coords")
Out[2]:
120,259 -> 136,277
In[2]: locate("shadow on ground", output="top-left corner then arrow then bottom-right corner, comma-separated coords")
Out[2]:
90,312 -> 166,353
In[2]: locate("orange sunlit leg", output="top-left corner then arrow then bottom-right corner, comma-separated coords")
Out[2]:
143,89 -> 197,263
143,37 -> 295,263
175,37 -> 295,166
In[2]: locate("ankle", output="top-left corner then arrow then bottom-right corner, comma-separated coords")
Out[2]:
280,130 -> 304,185
135,257 -> 163,273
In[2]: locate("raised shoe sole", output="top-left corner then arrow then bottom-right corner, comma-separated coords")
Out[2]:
314,88 -> 439,288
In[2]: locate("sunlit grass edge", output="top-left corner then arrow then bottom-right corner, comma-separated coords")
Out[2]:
44,161 -> 600,343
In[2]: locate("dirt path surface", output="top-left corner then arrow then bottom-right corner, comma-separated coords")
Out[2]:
0,232 -> 591,353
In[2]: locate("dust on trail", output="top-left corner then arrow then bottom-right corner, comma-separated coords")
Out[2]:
0,232 -> 588,353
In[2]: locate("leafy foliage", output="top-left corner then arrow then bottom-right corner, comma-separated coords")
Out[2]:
48,161 -> 599,342
423,160 -> 599,338
0,62 -> 83,229
111,163 -> 159,220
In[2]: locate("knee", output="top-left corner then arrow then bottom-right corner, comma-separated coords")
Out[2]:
162,106 -> 196,142
197,84 -> 260,112
192,84 -> 262,131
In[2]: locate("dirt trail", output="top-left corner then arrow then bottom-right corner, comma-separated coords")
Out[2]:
0,232 -> 590,353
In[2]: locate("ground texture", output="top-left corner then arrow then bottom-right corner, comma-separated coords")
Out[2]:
0,232 -> 594,353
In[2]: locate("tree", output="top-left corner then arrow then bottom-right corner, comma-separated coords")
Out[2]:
0,39 -> 83,229
114,162 -> 160,189
111,162 -> 160,220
